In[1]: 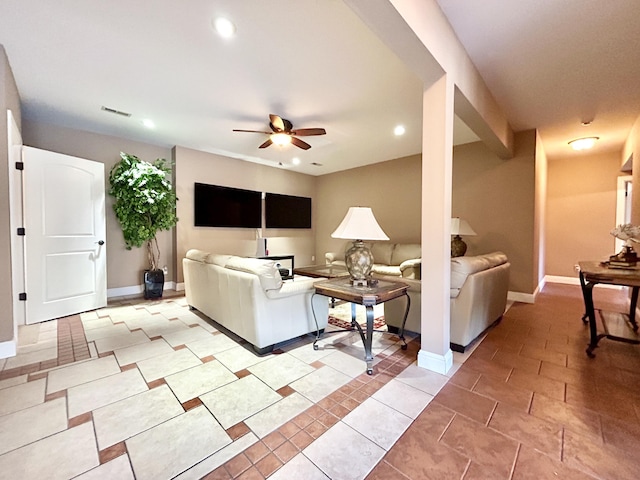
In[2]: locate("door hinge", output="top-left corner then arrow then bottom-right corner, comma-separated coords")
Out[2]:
15,161 -> 24,170
17,227 -> 25,236
18,293 -> 27,301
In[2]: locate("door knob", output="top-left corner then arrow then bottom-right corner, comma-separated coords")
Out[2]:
96,240 -> 105,246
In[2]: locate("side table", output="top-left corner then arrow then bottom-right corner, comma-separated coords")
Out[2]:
311,277 -> 410,374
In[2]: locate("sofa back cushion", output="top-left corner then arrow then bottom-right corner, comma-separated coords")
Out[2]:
185,249 -> 211,263
391,243 -> 421,265
370,243 -> 394,265
206,254 -> 232,267
450,251 -> 508,296
225,256 -> 283,291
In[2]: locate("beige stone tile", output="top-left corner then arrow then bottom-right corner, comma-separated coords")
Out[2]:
164,360 -> 236,403
136,348 -> 202,382
162,325 -> 213,347
317,349 -> 369,378
75,454 -> 134,480
245,391 -> 314,439
248,353 -> 315,390
214,345 -> 270,372
372,378 -> 433,419
173,432 -> 258,480
0,397 -> 67,455
289,365 -> 352,403
200,375 -> 281,429
68,368 -> 149,418
127,406 -> 231,480
185,333 -> 239,358
0,422 -> 99,480
4,346 -> 57,369
114,338 -> 174,366
282,338 -> 336,363
17,324 -> 41,345
79,310 -> 99,322
304,421 -> 386,479
94,330 -> 150,354
395,363 -> 450,395
0,374 -> 27,391
81,317 -> 115,331
84,323 -> 131,341
93,384 -> 183,449
176,313 -> 218,332
140,319 -> 190,338
269,453 -> 332,480
343,397 -> 413,450
47,356 -> 121,394
0,378 -> 46,416
16,338 -> 57,355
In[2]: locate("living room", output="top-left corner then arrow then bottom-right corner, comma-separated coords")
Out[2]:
2,1 -> 640,478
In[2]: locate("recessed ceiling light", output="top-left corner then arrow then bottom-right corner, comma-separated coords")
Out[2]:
292,157 -> 301,165
213,17 -> 236,38
394,125 -> 406,136
568,137 -> 599,151
141,119 -> 155,129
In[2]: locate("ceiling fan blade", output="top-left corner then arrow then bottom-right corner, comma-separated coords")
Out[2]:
258,139 -> 273,149
269,114 -> 285,132
233,129 -> 271,134
290,128 -> 326,136
290,136 -> 311,150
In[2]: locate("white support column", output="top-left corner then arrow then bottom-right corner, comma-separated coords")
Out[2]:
418,75 -> 455,374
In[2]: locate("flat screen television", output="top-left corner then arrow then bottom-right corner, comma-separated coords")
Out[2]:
265,193 -> 312,229
194,183 -> 261,228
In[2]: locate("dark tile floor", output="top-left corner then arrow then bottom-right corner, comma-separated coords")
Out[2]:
367,283 -> 640,480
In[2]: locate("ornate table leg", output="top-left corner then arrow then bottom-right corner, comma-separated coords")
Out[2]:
630,287 -> 639,331
312,293 -> 321,351
580,272 -> 599,357
398,293 -> 410,350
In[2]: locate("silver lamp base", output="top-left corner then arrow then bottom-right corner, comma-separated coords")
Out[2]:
345,240 -> 373,285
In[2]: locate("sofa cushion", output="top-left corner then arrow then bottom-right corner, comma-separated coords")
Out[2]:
370,243 -> 394,265
224,256 -> 283,291
372,264 -> 402,276
450,252 -> 508,297
185,249 -> 211,263
206,254 -> 232,267
391,243 -> 421,265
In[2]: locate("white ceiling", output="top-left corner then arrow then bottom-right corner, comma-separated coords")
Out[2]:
1,1 -> 639,177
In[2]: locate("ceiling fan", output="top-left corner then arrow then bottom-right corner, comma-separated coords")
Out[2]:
233,114 -> 326,150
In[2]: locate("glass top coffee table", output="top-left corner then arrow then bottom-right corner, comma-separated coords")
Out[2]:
293,264 -> 350,279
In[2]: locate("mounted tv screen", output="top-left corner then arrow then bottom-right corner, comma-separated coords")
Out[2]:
265,193 -> 312,229
194,183 -> 261,228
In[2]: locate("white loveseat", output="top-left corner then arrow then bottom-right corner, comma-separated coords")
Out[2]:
385,252 -> 510,351
183,250 -> 328,354
325,242 -> 421,279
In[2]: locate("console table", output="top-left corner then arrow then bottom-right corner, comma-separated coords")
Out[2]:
578,261 -> 640,357
311,277 -> 410,374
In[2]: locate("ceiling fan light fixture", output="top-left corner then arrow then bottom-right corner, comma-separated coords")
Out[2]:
569,136 -> 599,151
271,133 -> 291,146
213,17 -> 235,38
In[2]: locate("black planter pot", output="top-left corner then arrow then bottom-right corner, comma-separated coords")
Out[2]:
144,269 -> 164,299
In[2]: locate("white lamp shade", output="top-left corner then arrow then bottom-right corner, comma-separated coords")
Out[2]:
451,217 -> 476,236
332,207 -> 390,241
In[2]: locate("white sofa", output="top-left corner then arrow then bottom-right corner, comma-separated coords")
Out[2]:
325,242 -> 421,279
183,250 -> 328,354
384,252 -> 510,351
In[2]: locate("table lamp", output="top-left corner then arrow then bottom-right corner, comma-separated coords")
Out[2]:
331,207 -> 389,286
451,217 -> 476,257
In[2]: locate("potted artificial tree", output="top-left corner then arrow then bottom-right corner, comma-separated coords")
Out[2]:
108,152 -> 178,299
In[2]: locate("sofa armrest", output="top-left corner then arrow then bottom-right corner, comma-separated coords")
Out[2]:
325,252 -> 342,264
265,276 -> 318,299
400,259 -> 421,279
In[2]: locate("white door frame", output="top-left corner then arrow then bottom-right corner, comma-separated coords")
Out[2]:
615,175 -> 633,253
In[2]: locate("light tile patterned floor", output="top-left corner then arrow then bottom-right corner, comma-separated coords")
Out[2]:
0,294 -> 435,479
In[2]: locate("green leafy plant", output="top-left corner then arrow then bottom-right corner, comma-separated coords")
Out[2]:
108,152 -> 178,270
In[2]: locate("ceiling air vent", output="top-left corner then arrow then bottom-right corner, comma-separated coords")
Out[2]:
311,162 -> 323,166
101,106 -> 132,117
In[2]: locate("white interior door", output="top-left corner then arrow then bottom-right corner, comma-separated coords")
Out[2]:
23,146 -> 107,324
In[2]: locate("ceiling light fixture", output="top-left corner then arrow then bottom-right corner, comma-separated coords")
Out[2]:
271,133 -> 291,146
213,17 -> 236,38
568,137 -> 599,151
394,125 -> 406,136
292,157 -> 301,165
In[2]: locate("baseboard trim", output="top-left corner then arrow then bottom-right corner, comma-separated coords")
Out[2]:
0,338 -> 17,360
107,281 -> 177,299
544,275 -> 622,290
175,282 -> 185,292
508,291 -> 536,304
417,348 -> 453,375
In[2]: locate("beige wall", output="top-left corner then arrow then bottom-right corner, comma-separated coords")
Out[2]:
546,150 -> 623,277
22,120 -> 173,290
315,154 -> 421,262
452,131 -> 537,294
1,45 -> 21,343
173,146 -> 317,284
